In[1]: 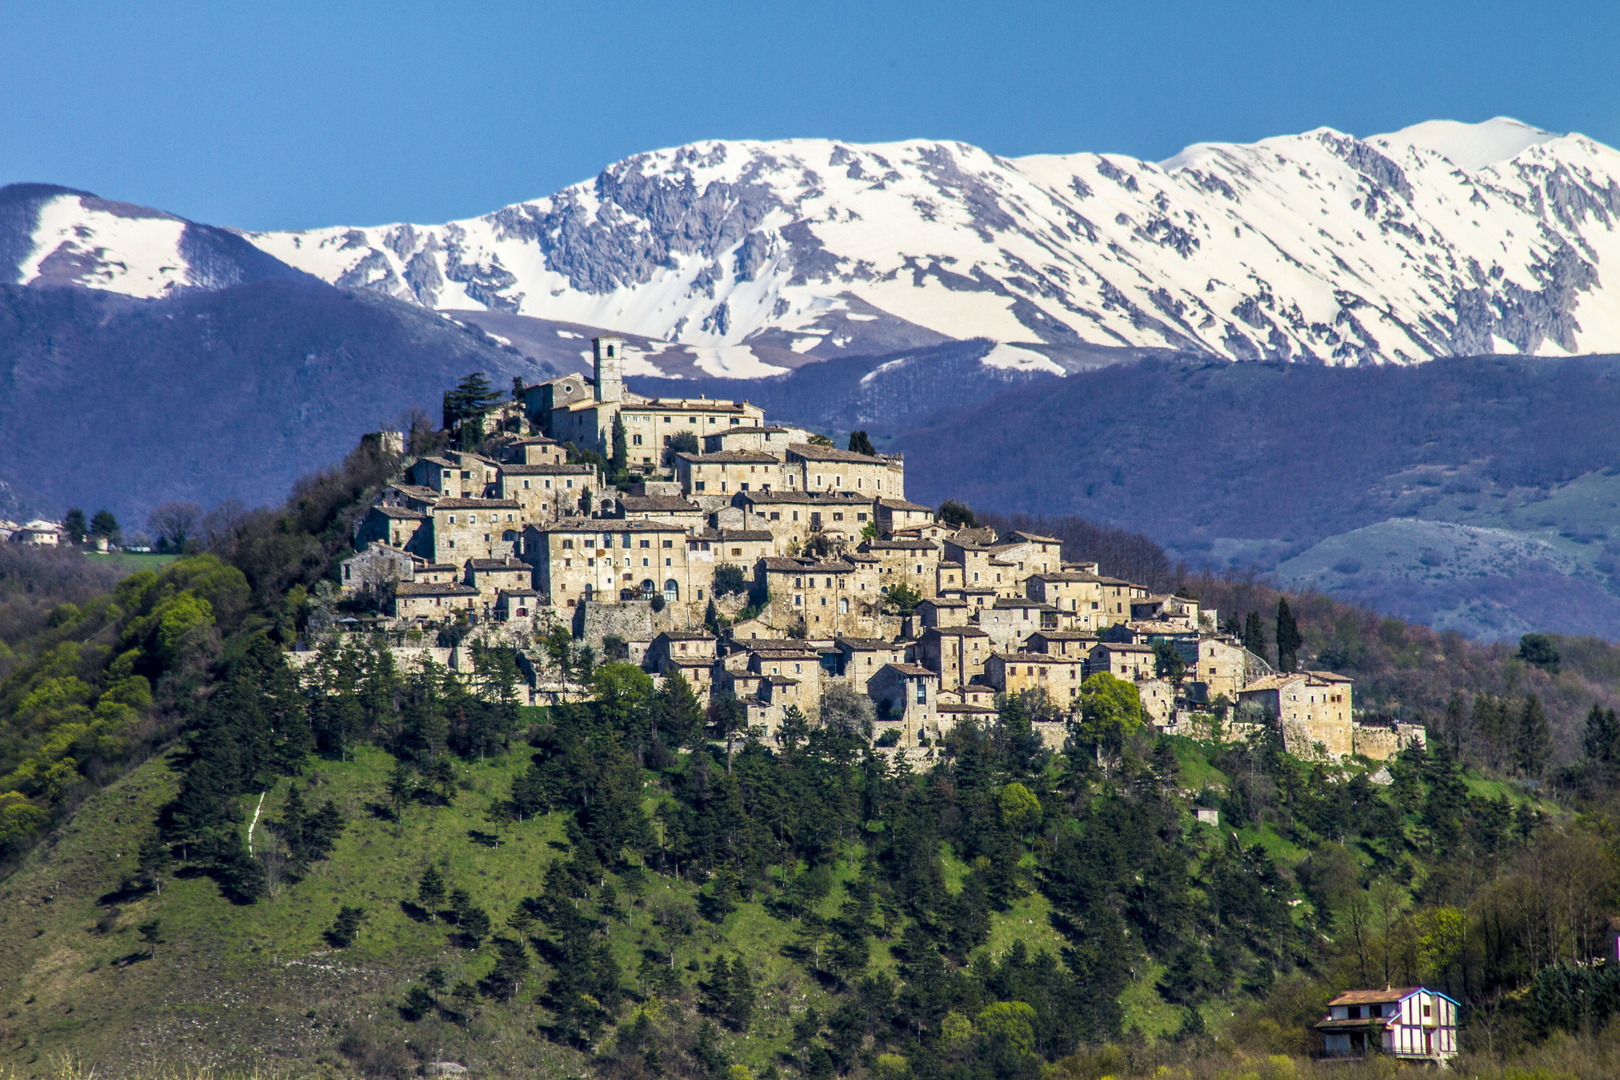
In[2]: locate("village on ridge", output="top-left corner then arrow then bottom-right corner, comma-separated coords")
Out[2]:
297,335 -> 1422,766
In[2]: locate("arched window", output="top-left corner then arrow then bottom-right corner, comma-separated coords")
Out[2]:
640,579 -> 656,599
663,579 -> 679,602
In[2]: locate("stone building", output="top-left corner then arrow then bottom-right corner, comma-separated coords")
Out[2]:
735,491 -> 875,551
985,651 -> 1087,703
869,663 -> 939,749
523,519 -> 698,609
784,443 -> 905,499
701,425 -> 812,455
918,625 -> 991,688
430,499 -> 525,562
1239,671 -> 1355,758
495,463 -> 598,521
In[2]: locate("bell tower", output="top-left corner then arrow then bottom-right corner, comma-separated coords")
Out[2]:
593,335 -> 625,404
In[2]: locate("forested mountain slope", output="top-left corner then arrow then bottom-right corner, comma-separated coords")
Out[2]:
6,426 -> 1620,1078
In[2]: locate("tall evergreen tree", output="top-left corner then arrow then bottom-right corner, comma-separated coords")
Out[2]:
61,508 -> 88,544
1584,703 -> 1620,769
610,412 -> 628,480
1242,610 -> 1265,655
847,430 -> 876,456
90,509 -> 120,540
418,865 -> 447,921
1275,598 -> 1303,672
1515,694 -> 1552,778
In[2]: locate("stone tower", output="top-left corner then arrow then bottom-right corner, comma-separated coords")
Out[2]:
593,335 -> 625,404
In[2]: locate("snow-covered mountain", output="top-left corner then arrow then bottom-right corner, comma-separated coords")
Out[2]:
8,118 -> 1620,377
0,183 -> 313,296
235,116 -> 1620,375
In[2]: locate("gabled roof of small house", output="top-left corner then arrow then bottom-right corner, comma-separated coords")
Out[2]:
1325,987 -> 1427,1007
370,505 -> 427,519
880,663 -> 935,677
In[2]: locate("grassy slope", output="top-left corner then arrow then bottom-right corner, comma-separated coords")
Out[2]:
0,727 -> 1564,1078
0,742 -> 1078,1077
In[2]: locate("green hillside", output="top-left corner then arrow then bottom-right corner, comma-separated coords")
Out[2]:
8,421 -> 1620,1080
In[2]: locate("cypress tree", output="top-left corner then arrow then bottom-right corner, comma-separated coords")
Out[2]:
1275,598 -> 1302,672
847,430 -> 876,456
1516,694 -> 1552,778
1242,610 -> 1265,655
610,411 -> 628,480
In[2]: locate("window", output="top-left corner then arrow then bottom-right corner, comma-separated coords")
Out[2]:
524,479 -> 530,489
839,597 -> 849,614
769,511 -> 780,521
633,434 -> 642,445
562,539 -> 573,549
795,595 -> 803,606
695,481 -> 705,492
731,548 -> 742,556
916,678 -> 926,704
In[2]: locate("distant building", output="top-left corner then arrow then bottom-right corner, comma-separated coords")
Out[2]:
1316,987 -> 1458,1061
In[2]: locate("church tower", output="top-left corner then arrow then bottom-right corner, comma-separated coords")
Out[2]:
593,335 -> 625,404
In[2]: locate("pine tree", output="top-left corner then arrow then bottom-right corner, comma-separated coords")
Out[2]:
705,955 -> 734,1019
726,954 -> 755,1031
1275,598 -> 1302,672
386,760 -> 415,833
137,833 -> 172,895
90,509 -> 120,540
1515,694 -> 1552,778
847,430 -> 876,456
1584,703 -> 1620,769
61,508 -> 88,544
418,865 -> 446,921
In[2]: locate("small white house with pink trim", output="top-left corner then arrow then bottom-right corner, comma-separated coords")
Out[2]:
1316,986 -> 1459,1061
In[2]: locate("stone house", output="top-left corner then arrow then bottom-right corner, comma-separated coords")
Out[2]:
502,436 -> 568,466
1130,594 -> 1209,631
784,443 -> 905,499
429,499 -> 525,562
869,663 -> 939,749
856,538 -> 940,599
393,582 -> 480,621
701,425 -> 812,455
874,498 -> 934,537
917,598 -> 970,628
1024,629 -> 1098,658
833,636 -> 907,693
1352,721 -> 1429,761
1239,671 -> 1355,758
339,544 -> 417,593
494,589 -> 539,621
611,495 -> 706,528
355,505 -> 430,555
495,463 -> 598,521
975,598 -> 1061,652
1025,571 -> 1147,630
918,625 -> 992,688
1086,642 -> 1158,682
524,519 -> 696,609
734,491 -> 875,552
647,630 -> 718,676
694,529 -> 776,578
985,651 -> 1087,704
673,451 -> 785,502
465,558 -> 534,602
757,557 -> 881,637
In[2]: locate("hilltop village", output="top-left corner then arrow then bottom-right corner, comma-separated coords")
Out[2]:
339,336 -> 1424,763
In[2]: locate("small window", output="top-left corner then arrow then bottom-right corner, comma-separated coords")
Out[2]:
663,539 -> 673,548
562,538 -> 573,549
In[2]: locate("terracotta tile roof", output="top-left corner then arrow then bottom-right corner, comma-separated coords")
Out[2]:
433,498 -> 521,510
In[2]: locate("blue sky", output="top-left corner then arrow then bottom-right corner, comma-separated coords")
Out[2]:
2,0 -> 1616,231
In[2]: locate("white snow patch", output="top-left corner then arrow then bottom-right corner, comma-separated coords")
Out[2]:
979,343 -> 1064,375
557,330 -> 582,339
789,336 -> 823,353
844,313 -> 878,322
1370,117 -> 1560,171
690,346 -> 790,379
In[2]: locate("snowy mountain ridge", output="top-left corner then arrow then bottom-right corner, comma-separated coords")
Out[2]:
9,118 -> 1620,378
